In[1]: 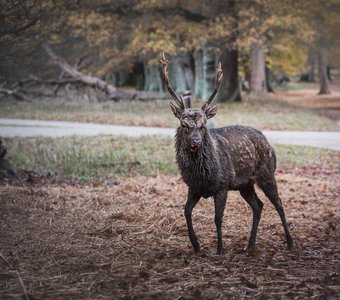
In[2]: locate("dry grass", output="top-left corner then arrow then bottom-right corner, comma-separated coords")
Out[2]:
0,173 -> 339,299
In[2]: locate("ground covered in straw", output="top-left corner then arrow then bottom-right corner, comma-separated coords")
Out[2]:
0,173 -> 339,299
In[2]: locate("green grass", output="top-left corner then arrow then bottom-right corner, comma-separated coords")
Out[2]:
0,92 -> 338,131
4,135 -> 339,182
214,95 -> 337,131
5,135 -> 176,182
274,144 -> 339,171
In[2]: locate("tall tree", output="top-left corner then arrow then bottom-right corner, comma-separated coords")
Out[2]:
216,0 -> 241,102
0,0 -> 71,79
317,48 -> 331,94
314,11 -> 332,94
250,43 -> 267,94
236,0 -> 269,95
288,0 -> 340,94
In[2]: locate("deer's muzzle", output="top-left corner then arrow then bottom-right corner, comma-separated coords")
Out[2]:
190,137 -> 202,152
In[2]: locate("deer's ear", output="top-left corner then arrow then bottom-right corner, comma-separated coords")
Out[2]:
205,104 -> 219,119
169,102 -> 182,119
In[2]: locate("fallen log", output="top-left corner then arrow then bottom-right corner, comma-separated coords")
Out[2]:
4,77 -> 173,102
43,44 -> 122,99
0,88 -> 32,101
53,55 -> 89,96
13,77 -> 83,87
135,91 -> 169,101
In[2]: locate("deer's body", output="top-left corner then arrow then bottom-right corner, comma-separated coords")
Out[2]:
160,54 -> 293,254
176,125 -> 275,197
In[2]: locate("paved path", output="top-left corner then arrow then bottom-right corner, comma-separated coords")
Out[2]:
0,118 -> 339,151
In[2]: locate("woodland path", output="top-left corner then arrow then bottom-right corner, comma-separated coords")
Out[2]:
0,118 -> 339,151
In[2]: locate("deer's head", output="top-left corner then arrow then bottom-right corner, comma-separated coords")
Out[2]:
160,53 -> 223,151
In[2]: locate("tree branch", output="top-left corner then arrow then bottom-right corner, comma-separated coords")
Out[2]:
42,44 -> 118,98
0,17 -> 39,37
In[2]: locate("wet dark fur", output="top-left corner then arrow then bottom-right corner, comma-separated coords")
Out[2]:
176,125 -> 276,198
174,121 -> 293,254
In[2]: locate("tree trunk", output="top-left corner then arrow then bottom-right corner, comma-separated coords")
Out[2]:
240,54 -> 251,92
216,0 -> 241,102
317,49 -> 331,94
265,67 -> 275,93
250,43 -> 267,94
117,70 -> 130,87
326,65 -> 332,81
181,52 -> 195,93
217,48 -> 241,102
202,46 -> 216,101
143,62 -> 164,92
307,47 -> 316,82
170,56 -> 189,93
193,48 -> 204,99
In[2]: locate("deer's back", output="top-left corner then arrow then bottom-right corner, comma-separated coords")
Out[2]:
211,125 -> 276,190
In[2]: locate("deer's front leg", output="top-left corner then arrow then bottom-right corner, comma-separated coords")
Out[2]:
184,190 -> 201,253
214,189 -> 228,255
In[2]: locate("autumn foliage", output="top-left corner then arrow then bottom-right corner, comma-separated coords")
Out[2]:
1,0 -> 340,98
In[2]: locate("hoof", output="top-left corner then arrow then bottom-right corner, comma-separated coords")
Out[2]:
193,244 -> 200,254
244,244 -> 255,251
216,246 -> 223,255
287,237 -> 294,250
287,243 -> 294,251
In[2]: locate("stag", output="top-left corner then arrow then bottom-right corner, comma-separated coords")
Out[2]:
160,53 -> 293,254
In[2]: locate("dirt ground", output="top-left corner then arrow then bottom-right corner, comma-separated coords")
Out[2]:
276,82 -> 340,123
0,172 -> 339,299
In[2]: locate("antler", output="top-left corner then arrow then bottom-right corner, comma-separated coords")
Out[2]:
159,52 -> 186,109
201,62 -> 223,111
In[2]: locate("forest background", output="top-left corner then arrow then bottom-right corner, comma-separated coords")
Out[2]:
1,0 -> 340,102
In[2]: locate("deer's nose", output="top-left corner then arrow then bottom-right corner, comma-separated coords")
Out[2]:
192,138 -> 202,146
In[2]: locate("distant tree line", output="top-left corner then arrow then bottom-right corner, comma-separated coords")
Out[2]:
1,0 -> 339,100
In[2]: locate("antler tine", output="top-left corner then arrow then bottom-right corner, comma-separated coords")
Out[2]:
160,52 -> 185,109
201,62 -> 223,110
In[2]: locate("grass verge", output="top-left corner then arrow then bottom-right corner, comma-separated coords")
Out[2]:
4,135 -> 339,182
0,92 -> 338,131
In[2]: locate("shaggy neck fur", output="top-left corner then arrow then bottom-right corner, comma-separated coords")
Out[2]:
175,127 -> 225,197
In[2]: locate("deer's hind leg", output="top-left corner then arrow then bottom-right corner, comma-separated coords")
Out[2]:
240,184 -> 263,249
214,189 -> 228,255
257,178 -> 294,250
